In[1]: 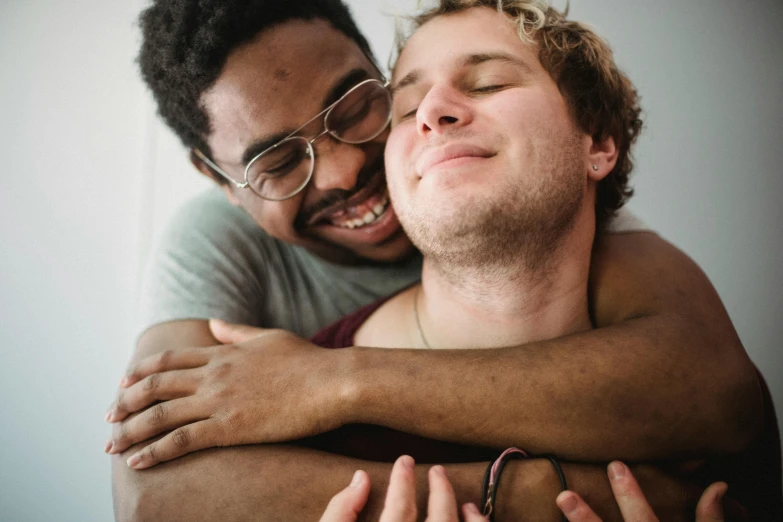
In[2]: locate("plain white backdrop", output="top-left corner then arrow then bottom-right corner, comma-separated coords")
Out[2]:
0,1 -> 780,520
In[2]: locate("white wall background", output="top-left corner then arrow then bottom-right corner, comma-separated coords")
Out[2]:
0,1 -> 780,520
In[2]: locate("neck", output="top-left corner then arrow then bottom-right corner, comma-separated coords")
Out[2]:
416,209 -> 597,349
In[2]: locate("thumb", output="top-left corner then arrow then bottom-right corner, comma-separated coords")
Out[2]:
209,318 -> 267,345
695,482 -> 727,522
319,471 -> 371,522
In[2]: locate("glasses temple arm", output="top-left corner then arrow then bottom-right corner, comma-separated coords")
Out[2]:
192,149 -> 248,189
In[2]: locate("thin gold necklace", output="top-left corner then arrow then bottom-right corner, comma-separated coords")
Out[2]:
412,285 -> 432,348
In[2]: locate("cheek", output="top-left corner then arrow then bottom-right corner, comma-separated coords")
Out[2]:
384,124 -> 414,182
238,195 -> 299,237
384,126 -> 415,210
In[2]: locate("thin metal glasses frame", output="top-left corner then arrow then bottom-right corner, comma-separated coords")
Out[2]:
193,78 -> 391,201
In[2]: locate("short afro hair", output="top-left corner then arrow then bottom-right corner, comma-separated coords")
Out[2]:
138,0 -> 373,155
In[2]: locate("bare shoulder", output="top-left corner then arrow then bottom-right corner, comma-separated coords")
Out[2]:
353,286 -> 418,349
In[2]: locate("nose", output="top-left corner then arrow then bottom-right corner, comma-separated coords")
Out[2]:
416,85 -> 472,137
310,136 -> 366,193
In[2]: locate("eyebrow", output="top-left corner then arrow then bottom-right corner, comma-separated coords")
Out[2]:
238,68 -> 372,166
391,52 -> 533,98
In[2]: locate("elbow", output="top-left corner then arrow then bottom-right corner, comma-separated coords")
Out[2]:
725,365 -> 764,452
709,347 -> 764,454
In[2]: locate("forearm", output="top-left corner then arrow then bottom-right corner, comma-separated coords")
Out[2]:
345,321 -> 744,460
112,437 -> 694,522
340,234 -> 761,461
114,442 -> 495,522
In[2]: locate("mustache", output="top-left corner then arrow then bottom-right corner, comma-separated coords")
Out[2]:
294,153 -> 386,229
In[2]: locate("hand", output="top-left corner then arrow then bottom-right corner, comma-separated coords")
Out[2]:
556,461 -> 727,522
105,319 -> 349,469
320,455 -> 488,522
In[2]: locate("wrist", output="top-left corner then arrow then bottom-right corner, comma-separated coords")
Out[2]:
332,346 -> 369,425
494,458 -> 564,521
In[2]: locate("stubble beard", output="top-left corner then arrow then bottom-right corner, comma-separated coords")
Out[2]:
396,137 -> 586,281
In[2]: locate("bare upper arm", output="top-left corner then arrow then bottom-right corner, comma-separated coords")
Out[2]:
589,231 -> 762,449
590,231 -> 736,332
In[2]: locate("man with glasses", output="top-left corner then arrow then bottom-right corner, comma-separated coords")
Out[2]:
109,1 -> 762,520
192,78 -> 392,203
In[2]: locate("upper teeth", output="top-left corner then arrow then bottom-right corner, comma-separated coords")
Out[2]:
337,195 -> 390,229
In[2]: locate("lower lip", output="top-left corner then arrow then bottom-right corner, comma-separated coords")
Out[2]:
313,203 -> 402,245
421,156 -> 488,176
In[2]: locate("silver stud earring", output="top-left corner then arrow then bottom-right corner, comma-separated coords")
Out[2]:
592,165 -> 599,172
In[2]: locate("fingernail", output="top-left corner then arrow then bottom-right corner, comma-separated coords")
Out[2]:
350,470 -> 364,487
104,409 -> 112,422
431,465 -> 446,478
104,440 -> 113,453
119,377 -> 130,388
557,492 -> 578,514
608,461 -> 627,480
127,454 -> 142,468
399,455 -> 414,470
464,503 -> 480,515
715,483 -> 728,502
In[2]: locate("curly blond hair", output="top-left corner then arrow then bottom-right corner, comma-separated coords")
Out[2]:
400,0 -> 642,229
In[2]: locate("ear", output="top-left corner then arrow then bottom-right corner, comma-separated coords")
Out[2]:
189,149 -> 241,206
587,135 -> 618,182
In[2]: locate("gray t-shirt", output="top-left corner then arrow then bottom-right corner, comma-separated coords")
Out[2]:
138,188 -> 648,338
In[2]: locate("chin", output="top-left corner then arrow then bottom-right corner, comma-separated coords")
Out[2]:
353,233 -> 418,264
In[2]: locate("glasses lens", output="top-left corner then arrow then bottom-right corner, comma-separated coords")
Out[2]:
325,81 -> 391,144
246,137 -> 313,200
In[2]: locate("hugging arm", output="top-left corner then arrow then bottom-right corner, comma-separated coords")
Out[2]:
109,233 -> 761,468
112,320 -> 701,522
342,232 -> 761,459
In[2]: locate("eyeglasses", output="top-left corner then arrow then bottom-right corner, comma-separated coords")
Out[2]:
194,78 -> 392,201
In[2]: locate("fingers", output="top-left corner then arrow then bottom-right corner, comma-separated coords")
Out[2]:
124,418 -> 223,469
319,471 -> 372,522
209,318 -> 268,345
425,466 -> 459,522
695,482 -> 727,522
461,503 -> 489,522
106,397 -> 207,454
607,461 -> 659,522
120,348 -> 209,389
379,455 -> 418,522
556,491 -> 603,522
107,369 -> 200,423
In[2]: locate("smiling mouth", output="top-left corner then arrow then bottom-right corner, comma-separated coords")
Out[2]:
417,143 -> 495,176
326,187 -> 390,229
305,166 -> 391,230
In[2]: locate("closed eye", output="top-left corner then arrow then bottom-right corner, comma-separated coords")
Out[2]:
471,84 -> 507,94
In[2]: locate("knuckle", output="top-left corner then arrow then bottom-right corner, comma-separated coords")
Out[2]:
149,403 -> 167,426
125,364 -> 139,381
143,372 -> 161,392
115,392 -> 126,412
400,505 -> 417,520
146,443 -> 159,464
224,410 -> 245,431
209,361 -> 233,379
115,422 -> 130,445
157,349 -> 173,369
172,427 -> 191,449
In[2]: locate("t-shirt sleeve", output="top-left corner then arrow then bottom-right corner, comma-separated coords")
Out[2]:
604,207 -> 652,234
136,190 -> 267,338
